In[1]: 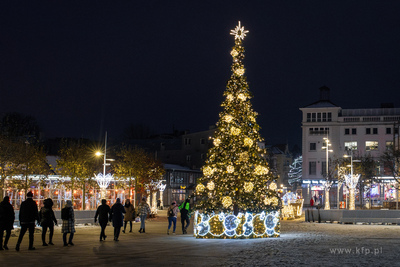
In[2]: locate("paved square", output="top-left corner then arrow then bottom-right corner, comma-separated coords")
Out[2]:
1,214 -> 399,266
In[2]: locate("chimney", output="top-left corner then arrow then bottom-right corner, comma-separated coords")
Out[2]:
319,86 -> 330,101
381,103 -> 394,108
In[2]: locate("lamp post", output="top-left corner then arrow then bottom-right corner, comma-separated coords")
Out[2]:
95,132 -> 114,200
322,137 -> 333,209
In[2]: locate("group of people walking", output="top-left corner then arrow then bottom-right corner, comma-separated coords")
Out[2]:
167,197 -> 191,235
0,193 -> 191,251
0,191 -> 76,251
94,197 -> 151,241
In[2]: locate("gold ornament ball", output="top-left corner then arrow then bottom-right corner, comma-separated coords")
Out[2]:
207,181 -> 215,191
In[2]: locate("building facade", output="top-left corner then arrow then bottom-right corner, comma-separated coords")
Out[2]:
300,86 -> 400,207
157,128 -> 216,170
266,144 -> 293,190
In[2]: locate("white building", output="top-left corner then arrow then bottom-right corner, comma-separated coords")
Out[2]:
300,86 -> 400,207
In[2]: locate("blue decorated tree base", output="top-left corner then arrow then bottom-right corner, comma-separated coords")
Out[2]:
194,210 -> 280,239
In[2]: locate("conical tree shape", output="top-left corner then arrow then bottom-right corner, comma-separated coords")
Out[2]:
195,22 -> 281,214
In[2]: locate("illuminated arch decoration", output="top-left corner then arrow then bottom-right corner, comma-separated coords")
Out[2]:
194,210 -> 280,239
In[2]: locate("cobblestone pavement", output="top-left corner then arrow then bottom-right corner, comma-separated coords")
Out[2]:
1,214 -> 400,267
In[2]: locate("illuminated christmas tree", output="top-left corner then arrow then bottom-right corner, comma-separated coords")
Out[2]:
194,22 -> 281,239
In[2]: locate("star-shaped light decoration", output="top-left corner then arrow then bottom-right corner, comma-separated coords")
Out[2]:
230,21 -> 249,40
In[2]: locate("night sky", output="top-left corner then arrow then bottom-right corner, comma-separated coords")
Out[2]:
1,1 -> 400,148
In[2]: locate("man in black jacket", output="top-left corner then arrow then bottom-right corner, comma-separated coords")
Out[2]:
94,199 -> 111,241
16,191 -> 39,251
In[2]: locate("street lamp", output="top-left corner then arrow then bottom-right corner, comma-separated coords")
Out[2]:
322,138 -> 333,177
322,137 -> 333,209
95,131 -> 114,199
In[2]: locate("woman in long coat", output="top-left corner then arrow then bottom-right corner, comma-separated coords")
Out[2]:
109,198 -> 125,241
61,200 -> 75,246
122,199 -> 135,233
38,198 -> 57,246
0,196 -> 15,250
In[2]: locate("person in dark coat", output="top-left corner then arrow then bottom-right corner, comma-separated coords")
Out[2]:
16,191 -> 39,251
109,198 -> 125,241
38,198 -> 57,246
0,196 -> 15,250
179,198 -> 191,234
94,199 -> 110,241
61,200 -> 75,246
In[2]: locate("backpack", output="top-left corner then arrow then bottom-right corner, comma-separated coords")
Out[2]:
61,207 -> 70,220
168,207 -> 174,217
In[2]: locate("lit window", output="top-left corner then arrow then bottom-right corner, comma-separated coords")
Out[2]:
386,141 -> 393,150
366,141 -> 378,151
344,141 -> 357,151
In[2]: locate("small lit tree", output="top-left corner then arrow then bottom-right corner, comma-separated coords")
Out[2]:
288,156 -> 302,190
322,158 -> 337,210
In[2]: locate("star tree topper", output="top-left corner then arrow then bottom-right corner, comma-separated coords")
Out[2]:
230,21 -> 249,40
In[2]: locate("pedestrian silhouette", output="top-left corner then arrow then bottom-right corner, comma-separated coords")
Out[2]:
0,196 -> 15,250
94,199 -> 110,241
38,198 -> 57,246
61,200 -> 75,246
137,197 -> 151,233
16,191 -> 39,251
110,198 -> 125,241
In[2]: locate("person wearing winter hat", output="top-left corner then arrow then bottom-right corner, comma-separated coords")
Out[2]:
38,198 -> 57,246
61,200 -> 75,246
